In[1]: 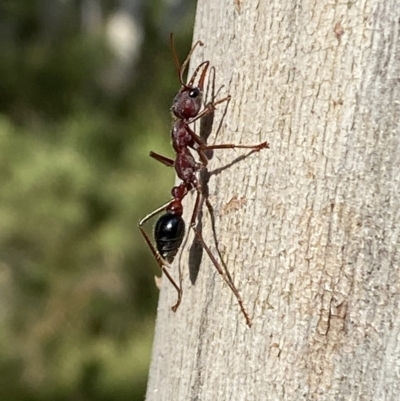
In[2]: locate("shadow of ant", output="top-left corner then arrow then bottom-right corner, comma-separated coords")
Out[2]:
187,67 -> 263,286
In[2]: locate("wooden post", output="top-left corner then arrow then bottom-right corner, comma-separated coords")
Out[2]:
146,0 -> 400,399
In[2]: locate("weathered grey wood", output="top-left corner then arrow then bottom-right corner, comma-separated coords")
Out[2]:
146,0 -> 400,400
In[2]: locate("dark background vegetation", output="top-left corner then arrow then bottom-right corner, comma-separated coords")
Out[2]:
0,1 -> 195,400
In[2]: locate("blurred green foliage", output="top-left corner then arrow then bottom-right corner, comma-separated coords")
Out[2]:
0,1 -> 195,400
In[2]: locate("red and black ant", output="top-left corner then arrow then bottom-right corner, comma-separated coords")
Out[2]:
138,34 -> 269,327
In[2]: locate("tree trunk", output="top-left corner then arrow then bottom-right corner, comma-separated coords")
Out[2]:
146,0 -> 400,400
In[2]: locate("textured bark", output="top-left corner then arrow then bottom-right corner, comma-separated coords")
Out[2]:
146,0 -> 400,400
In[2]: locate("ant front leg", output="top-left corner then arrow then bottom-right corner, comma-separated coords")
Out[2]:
188,95 -> 232,125
138,202 -> 183,312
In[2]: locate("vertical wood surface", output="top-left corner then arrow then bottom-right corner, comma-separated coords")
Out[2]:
146,0 -> 400,400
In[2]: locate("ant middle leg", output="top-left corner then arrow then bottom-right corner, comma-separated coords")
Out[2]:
181,131 -> 269,167
202,140 -> 270,152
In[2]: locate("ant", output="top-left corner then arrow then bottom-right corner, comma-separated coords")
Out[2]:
138,34 -> 269,327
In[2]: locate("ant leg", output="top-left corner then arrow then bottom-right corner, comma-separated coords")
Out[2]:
188,95 -> 231,125
138,202 -> 182,311
187,95 -> 269,158
184,122 -> 269,165
182,95 -> 233,162
202,141 -> 270,152
189,187 -> 253,327
139,201 -> 171,223
139,226 -> 182,311
150,151 -> 174,167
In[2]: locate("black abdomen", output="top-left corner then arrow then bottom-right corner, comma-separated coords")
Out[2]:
154,213 -> 185,262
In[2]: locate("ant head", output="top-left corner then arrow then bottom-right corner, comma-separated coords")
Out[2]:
170,33 -> 209,120
171,63 -> 209,120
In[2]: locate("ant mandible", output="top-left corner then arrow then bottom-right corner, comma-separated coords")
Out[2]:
138,33 -> 269,327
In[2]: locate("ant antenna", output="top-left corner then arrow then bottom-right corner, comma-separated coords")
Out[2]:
170,32 -> 204,87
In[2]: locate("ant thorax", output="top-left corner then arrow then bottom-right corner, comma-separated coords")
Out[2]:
171,120 -> 195,151
174,147 -> 199,183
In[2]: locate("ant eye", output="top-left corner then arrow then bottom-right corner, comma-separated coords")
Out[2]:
189,88 -> 200,98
